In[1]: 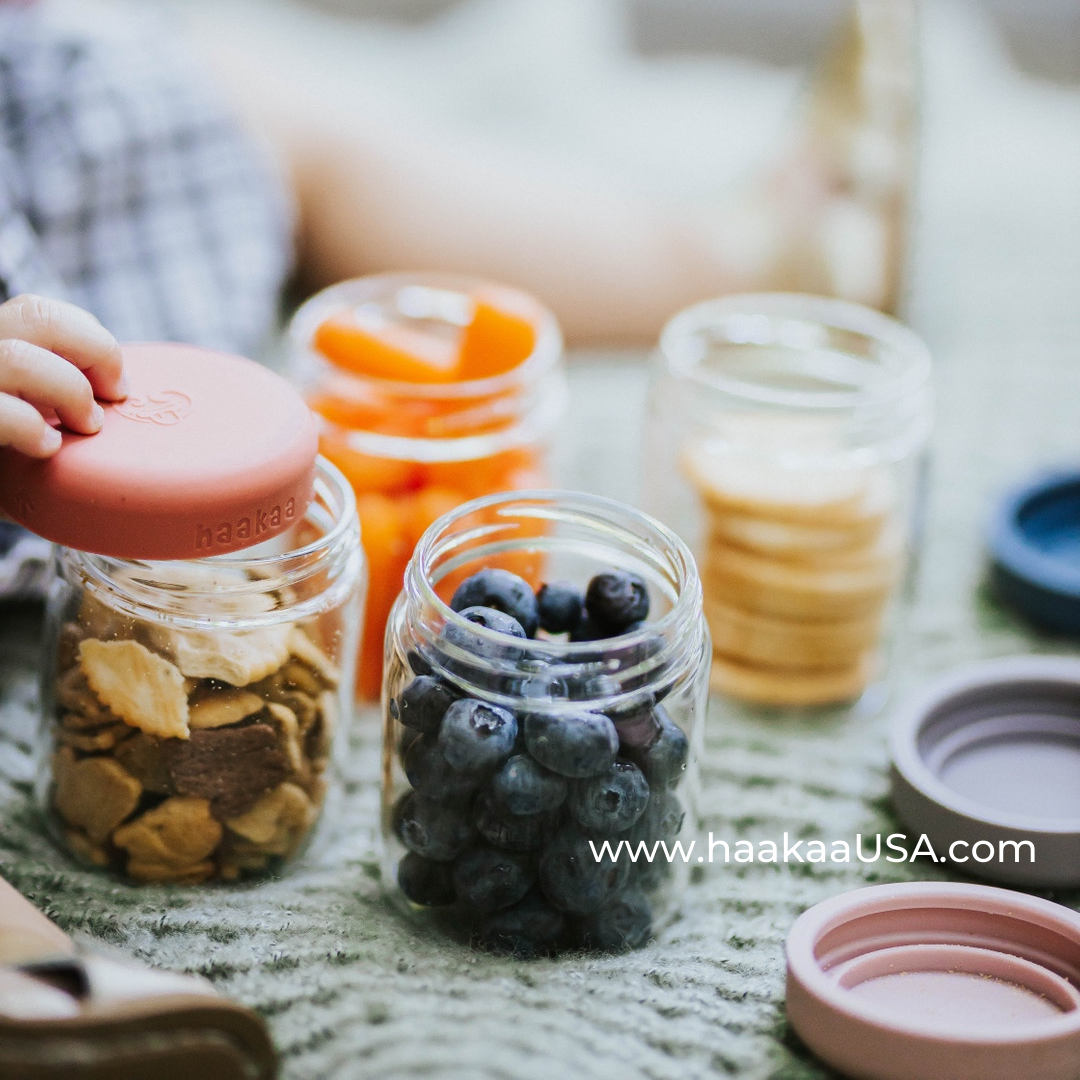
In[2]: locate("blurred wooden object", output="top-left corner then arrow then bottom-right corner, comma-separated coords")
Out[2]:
802,0 -> 919,314
632,0 -> 1078,83
0,877 -> 277,1080
709,0 -> 919,315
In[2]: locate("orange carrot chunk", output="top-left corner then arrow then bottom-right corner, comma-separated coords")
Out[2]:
356,493 -> 412,699
319,433 -> 420,496
402,487 -> 465,551
457,296 -> 537,380
314,312 -> 458,383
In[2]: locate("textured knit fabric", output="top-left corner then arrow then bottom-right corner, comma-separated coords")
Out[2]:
0,0 -> 293,355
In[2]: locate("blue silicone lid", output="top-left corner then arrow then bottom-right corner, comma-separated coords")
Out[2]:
988,469 -> 1080,634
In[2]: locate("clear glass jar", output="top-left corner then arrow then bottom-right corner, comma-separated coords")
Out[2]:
37,458 -> 364,884
288,274 -> 567,699
380,491 -> 710,955
643,293 -> 932,709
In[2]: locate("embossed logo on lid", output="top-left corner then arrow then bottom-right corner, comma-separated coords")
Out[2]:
115,389 -> 193,426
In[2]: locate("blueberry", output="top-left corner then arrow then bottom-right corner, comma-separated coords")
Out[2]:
523,710 -> 619,778
568,761 -> 650,834
629,789 -> 685,843
584,571 -> 650,632
396,675 -> 459,734
633,856 -> 673,891
451,569 -> 540,638
441,606 -> 528,664
616,629 -> 671,696
398,727 -> 420,763
536,581 -> 584,635
618,627 -> 666,669
404,734 -> 478,802
625,705 -> 688,788
625,792 -> 683,890
453,846 -> 535,914
565,670 -> 619,703
538,829 -> 630,916
397,852 -> 456,906
407,649 -> 433,676
492,754 -> 567,815
607,698 -> 662,749
474,790 -> 554,852
476,889 -> 566,957
438,698 -> 517,774
578,888 -> 652,952
441,658 -> 559,703
502,658 -> 569,703
568,611 -> 605,643
392,790 -> 473,861
477,652 -> 570,704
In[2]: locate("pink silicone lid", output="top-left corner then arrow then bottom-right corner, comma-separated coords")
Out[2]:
785,882 -> 1080,1080
0,343 -> 319,559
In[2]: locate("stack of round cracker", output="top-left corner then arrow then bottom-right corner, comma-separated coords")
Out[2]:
683,446 -> 904,706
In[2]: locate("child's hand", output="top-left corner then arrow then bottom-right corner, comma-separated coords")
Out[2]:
0,295 -> 126,458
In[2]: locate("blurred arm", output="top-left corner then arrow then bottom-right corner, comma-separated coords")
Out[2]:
200,43 -> 743,346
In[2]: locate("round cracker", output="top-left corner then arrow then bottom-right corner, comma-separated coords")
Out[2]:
712,520 -> 907,578
682,445 -> 896,527
78,638 -> 190,739
704,505 -> 888,558
709,650 -> 877,706
703,597 -> 882,671
703,539 -> 897,620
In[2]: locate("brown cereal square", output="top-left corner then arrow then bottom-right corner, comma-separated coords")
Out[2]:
164,724 -> 289,819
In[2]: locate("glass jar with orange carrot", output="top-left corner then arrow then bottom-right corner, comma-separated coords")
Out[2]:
288,274 -> 567,698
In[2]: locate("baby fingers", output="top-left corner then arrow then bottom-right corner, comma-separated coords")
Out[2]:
0,392 -> 63,458
0,295 -> 125,401
0,338 -> 105,437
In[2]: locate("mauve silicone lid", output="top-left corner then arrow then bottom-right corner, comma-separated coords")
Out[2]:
0,343 -> 319,559
989,470 -> 1080,635
785,882 -> 1080,1080
890,655 -> 1080,888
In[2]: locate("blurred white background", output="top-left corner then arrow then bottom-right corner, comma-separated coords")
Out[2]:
167,0 -> 1079,201
302,0 -> 1078,81
174,0 -> 808,199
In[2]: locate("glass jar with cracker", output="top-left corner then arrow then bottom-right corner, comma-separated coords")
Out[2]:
0,343 -> 365,883
643,294 -> 932,709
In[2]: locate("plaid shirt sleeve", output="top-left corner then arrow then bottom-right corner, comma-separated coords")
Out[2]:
0,2 -> 294,355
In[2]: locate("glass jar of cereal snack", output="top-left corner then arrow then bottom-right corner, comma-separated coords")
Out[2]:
381,491 -> 710,955
288,273 -> 566,699
643,294 -> 932,709
0,344 -> 364,883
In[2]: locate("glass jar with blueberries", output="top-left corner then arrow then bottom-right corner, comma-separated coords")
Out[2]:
381,491 -> 710,955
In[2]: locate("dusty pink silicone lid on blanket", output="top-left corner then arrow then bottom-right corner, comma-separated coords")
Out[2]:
785,882 -> 1080,1080
0,343 -> 318,559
